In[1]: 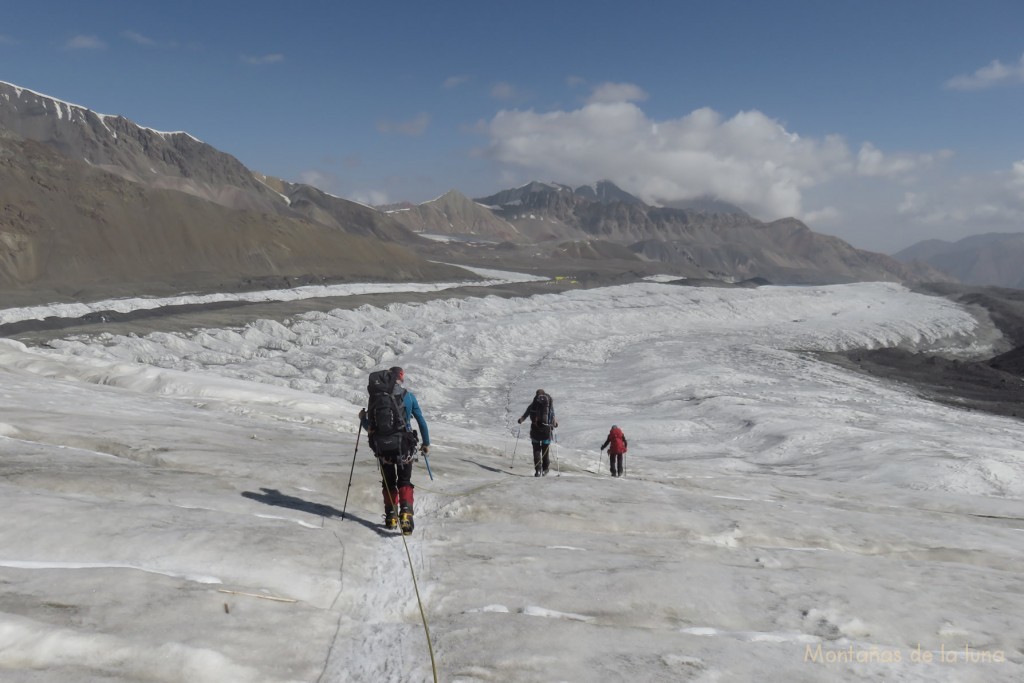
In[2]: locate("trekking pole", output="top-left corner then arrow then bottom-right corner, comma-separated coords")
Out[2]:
341,424 -> 363,520
595,448 -> 604,475
554,431 -> 560,476
510,426 -> 520,469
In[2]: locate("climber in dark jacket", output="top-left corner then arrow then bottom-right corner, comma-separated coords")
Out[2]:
518,389 -> 557,476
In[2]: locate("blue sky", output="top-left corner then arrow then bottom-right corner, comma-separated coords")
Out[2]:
2,0 -> 1023,252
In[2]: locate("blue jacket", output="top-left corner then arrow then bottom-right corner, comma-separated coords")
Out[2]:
403,390 -> 430,446
361,387 -> 430,446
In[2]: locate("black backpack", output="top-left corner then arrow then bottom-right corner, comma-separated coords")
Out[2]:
530,393 -> 552,426
529,393 -> 553,440
366,369 -> 414,463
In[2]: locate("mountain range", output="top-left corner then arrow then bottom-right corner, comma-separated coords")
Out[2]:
386,181 -> 946,284
894,233 -> 1024,288
0,79 -> 952,305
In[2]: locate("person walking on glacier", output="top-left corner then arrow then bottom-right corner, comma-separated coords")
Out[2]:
518,389 -> 558,476
360,366 -> 430,534
600,424 -> 628,477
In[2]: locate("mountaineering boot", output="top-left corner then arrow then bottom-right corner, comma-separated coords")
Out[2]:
534,468 -> 541,477
383,487 -> 400,528
397,485 -> 415,535
399,504 -> 414,535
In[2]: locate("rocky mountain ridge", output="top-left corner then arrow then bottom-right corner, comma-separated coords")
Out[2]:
466,182 -> 947,284
894,232 -> 1024,288
0,81 -> 467,305
0,79 -> 951,299
0,81 -> 286,215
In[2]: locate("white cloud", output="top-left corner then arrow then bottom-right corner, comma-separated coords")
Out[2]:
566,75 -> 586,88
1011,160 -> 1024,197
895,163 -> 1024,228
297,170 -> 336,190
348,189 -> 390,206
898,199 -> 1018,227
901,191 -> 933,220
484,101 -> 858,219
586,82 -> 649,104
477,98 -> 1021,252
945,53 -> 1024,90
443,75 -> 470,89
856,143 -> 953,178
804,206 -> 841,226
490,82 -> 517,100
999,161 -> 1024,208
295,170 -> 389,207
122,30 -> 157,46
241,53 -> 284,65
897,191 -> 925,216
65,35 -> 107,50
376,112 -> 430,136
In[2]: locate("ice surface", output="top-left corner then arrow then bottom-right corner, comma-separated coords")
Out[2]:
0,276 -> 1020,681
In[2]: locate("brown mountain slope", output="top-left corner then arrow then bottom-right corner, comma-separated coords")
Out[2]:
385,190 -> 526,242
634,218 -> 951,284
0,81 -> 428,246
0,133 -> 472,305
281,182 -> 418,243
0,81 -> 288,216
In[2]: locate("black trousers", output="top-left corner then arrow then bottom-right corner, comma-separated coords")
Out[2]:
532,441 -> 550,471
381,461 -> 412,488
609,453 -> 623,476
380,461 -> 413,506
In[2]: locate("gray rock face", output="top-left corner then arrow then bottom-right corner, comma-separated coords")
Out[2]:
894,233 -> 1024,288
573,181 -> 646,205
476,182 -> 948,284
0,81 -> 284,214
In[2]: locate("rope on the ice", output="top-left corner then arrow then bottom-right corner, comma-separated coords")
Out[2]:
315,534 -> 347,683
416,479 -> 504,497
377,457 -> 439,683
399,516 -> 438,683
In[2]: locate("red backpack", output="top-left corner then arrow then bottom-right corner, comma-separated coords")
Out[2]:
608,426 -> 627,454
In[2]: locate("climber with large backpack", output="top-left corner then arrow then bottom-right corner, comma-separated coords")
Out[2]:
517,389 -> 558,477
359,366 -> 430,534
600,424 -> 628,477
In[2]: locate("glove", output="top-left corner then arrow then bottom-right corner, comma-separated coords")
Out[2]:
420,444 -> 430,455
517,417 -> 524,424
358,408 -> 366,420
600,446 -> 606,451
